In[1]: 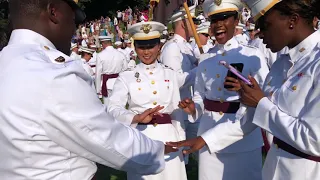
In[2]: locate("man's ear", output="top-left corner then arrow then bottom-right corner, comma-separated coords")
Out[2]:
47,3 -> 59,24
234,18 -> 239,27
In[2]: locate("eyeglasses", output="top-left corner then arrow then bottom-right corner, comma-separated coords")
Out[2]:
209,11 -> 238,24
192,18 -> 202,25
201,33 -> 210,37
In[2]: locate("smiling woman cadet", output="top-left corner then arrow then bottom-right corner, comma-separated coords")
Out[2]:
170,0 -> 320,180
107,21 -> 193,180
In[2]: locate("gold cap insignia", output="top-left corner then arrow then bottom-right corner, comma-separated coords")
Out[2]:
55,56 -> 65,63
214,0 -> 222,6
141,24 -> 152,34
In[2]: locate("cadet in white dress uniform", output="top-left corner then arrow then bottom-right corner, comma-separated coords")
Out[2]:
123,39 -> 137,68
238,1 -> 320,180
0,1 -> 171,179
95,36 -> 128,103
234,22 -> 249,44
175,0 -> 269,179
88,44 -> 98,74
79,46 -> 95,80
108,21 -> 189,180
192,21 -> 214,62
70,43 -> 81,61
170,1 -> 320,180
159,6 -> 198,163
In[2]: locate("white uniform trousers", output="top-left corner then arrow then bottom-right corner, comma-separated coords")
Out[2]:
199,147 -> 262,180
127,124 -> 187,180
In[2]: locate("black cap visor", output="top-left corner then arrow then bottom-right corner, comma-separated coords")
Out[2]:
209,11 -> 238,23
134,38 -> 160,49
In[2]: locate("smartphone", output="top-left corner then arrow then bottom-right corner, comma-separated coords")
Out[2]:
219,61 -> 252,88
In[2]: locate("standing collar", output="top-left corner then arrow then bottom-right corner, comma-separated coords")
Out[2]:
138,60 -> 159,70
216,37 -> 239,51
8,29 -> 56,50
173,34 -> 188,43
288,30 -> 320,63
105,46 -> 114,50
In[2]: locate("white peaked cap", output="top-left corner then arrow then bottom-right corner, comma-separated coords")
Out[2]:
170,5 -> 196,23
196,21 -> 211,34
236,22 -> 245,29
128,21 -> 166,40
114,41 -> 122,46
79,47 -> 95,54
99,36 -> 112,42
203,0 -> 243,17
248,23 -> 256,30
242,0 -> 282,21
70,43 -> 77,50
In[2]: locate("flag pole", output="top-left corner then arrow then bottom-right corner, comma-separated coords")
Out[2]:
183,2 -> 204,54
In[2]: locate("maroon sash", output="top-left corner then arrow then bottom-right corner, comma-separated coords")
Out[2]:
273,137 -> 320,162
203,98 -> 240,113
261,129 -> 271,153
101,74 -> 119,97
138,114 -> 171,126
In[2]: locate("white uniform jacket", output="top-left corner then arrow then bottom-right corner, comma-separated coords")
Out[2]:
193,37 -> 269,153
95,46 -> 128,94
0,29 -> 165,180
197,30 -> 320,180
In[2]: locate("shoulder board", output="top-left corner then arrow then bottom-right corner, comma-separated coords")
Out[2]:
40,45 -> 70,64
161,64 -> 174,70
240,43 -> 258,49
124,66 -> 136,71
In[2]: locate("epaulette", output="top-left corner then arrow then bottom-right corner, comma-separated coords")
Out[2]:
40,45 -> 70,64
241,43 -> 258,49
124,66 -> 136,71
161,64 -> 174,70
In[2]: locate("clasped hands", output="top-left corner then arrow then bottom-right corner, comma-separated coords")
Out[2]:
132,105 -> 180,154
166,75 -> 265,155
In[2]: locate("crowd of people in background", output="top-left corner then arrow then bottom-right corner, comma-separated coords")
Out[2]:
72,6 -> 149,48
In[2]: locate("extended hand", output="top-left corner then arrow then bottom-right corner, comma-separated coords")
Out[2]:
239,76 -> 265,107
164,145 -> 179,154
166,136 -> 206,155
178,98 -> 196,115
133,105 -> 164,124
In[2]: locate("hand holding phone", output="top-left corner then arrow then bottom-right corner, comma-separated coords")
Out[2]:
219,61 -> 253,87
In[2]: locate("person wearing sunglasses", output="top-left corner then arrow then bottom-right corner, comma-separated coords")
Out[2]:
160,5 -> 198,164
192,21 -> 214,62
107,21 -> 191,180
169,0 -> 320,180
172,0 -> 269,179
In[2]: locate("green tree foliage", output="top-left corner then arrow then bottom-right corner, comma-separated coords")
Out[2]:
0,0 -> 9,50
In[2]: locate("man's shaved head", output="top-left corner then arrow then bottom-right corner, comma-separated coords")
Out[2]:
9,0 -> 51,22
9,0 -> 78,55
